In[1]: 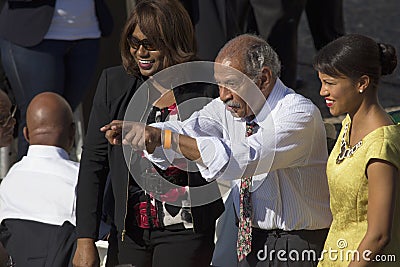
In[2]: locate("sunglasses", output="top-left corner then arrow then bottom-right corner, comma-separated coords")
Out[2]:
0,104 -> 17,127
127,35 -> 158,51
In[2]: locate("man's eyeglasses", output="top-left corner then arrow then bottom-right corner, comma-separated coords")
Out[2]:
127,36 -> 157,51
0,104 -> 17,127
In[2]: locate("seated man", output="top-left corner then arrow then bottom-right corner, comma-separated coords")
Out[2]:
104,34 -> 332,266
0,92 -> 78,267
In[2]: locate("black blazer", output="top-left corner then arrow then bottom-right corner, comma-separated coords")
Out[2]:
0,0 -> 113,47
76,66 -> 224,240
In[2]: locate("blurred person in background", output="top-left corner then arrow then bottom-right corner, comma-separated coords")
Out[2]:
0,0 -> 113,159
236,0 -> 345,89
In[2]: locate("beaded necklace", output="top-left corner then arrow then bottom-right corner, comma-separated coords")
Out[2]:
336,123 -> 363,164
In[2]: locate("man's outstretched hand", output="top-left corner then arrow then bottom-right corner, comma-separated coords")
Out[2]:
100,120 -> 124,145
101,121 -> 162,154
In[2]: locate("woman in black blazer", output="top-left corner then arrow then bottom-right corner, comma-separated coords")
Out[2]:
0,0 -> 113,158
74,1 -> 223,267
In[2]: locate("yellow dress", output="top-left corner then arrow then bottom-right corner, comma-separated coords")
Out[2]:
319,115 -> 400,266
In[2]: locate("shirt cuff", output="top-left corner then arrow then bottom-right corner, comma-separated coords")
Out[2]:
144,147 -> 176,170
195,136 -> 230,181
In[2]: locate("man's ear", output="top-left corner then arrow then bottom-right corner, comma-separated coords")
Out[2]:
68,122 -> 76,149
260,67 -> 272,84
23,126 -> 29,143
70,123 -> 76,141
259,66 -> 274,96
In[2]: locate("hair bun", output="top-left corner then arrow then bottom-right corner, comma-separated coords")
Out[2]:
378,43 -> 397,75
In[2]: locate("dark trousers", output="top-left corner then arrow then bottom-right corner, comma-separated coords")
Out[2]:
0,38 -> 100,158
305,0 -> 345,50
1,219 -> 76,267
235,0 -> 344,89
239,228 -> 329,267
233,0 -> 307,88
113,224 -> 215,267
267,0 -> 307,89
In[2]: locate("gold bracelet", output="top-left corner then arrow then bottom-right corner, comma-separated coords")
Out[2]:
163,129 -> 172,149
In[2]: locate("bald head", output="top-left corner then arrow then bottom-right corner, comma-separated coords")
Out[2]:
24,92 -> 75,152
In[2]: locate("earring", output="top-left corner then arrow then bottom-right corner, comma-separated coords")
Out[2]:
359,89 -> 363,94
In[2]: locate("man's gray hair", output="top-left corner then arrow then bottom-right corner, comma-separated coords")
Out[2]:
217,34 -> 281,80
244,36 -> 281,80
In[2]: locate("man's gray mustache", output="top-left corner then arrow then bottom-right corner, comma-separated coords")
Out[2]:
224,100 -> 241,108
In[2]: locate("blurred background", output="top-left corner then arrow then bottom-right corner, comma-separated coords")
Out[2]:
296,0 -> 400,122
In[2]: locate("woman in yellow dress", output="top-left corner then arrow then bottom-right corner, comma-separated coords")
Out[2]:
314,34 -> 399,266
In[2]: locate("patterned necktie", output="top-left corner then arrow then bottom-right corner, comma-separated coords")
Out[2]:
237,120 -> 258,261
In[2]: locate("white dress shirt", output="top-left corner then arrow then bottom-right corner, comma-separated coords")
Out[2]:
0,145 -> 79,226
149,79 -> 332,230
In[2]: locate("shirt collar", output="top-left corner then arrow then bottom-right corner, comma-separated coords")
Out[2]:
26,145 -> 70,160
266,78 -> 291,111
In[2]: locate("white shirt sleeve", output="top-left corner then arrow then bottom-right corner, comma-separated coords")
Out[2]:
147,96 -> 324,183
197,103 -> 322,182
146,99 -> 227,174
